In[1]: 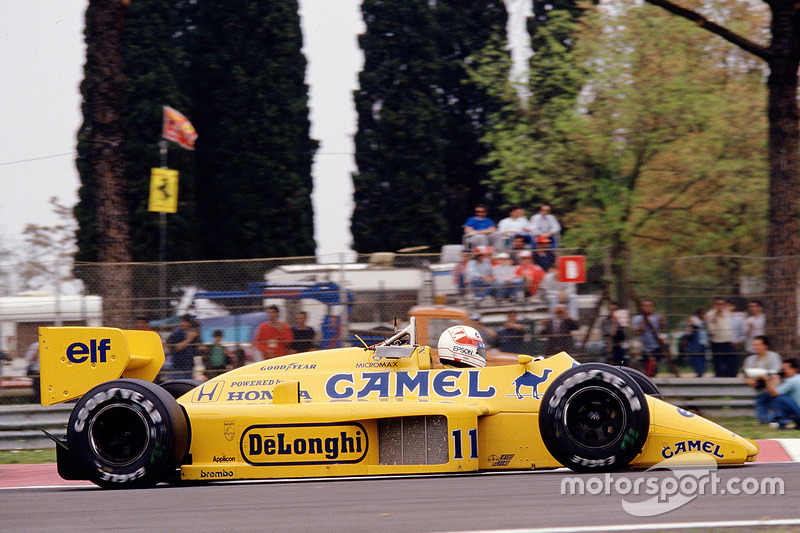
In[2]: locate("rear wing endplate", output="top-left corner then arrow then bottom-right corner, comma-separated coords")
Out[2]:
38,327 -> 165,406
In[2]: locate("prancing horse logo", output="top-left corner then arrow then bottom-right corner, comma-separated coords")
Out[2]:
511,369 -> 553,400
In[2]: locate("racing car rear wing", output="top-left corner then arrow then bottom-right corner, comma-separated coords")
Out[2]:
38,327 -> 165,406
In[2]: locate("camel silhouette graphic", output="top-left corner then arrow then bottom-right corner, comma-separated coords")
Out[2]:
512,369 -> 553,400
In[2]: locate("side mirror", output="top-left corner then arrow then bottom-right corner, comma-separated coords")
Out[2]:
374,345 -> 416,359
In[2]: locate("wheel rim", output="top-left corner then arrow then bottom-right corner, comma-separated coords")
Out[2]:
562,386 -> 626,449
88,403 -> 151,467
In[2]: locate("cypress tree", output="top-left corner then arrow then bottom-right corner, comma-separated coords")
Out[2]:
76,0 -> 316,265
190,0 -> 317,259
352,0 -> 506,252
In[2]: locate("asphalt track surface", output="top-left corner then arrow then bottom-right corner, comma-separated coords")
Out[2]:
2,462 -> 800,532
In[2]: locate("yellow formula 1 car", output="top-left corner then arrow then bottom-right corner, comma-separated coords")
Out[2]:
37,319 -> 758,489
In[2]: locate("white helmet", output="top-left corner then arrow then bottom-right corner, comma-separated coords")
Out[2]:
438,325 -> 487,368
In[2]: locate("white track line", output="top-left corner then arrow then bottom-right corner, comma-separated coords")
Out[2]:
451,518 -> 800,533
775,438 -> 800,461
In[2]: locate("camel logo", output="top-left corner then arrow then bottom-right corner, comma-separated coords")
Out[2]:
510,369 -> 553,400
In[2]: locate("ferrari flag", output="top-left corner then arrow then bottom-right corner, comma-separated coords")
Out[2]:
162,106 -> 197,150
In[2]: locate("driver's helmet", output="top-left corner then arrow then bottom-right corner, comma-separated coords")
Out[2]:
437,325 -> 487,368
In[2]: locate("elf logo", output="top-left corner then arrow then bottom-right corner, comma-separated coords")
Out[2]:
67,339 -> 112,364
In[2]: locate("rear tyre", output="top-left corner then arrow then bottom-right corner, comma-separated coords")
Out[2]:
539,363 -> 650,473
161,379 -> 203,399
619,366 -> 663,400
66,379 -> 189,489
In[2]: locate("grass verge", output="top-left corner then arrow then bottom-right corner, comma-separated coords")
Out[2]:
0,449 -> 56,464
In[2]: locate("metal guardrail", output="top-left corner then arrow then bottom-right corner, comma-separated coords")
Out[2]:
0,403 -> 71,451
0,378 -> 756,450
653,377 -> 757,418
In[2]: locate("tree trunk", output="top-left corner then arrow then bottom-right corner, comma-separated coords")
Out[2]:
86,0 -> 134,327
765,4 -> 800,357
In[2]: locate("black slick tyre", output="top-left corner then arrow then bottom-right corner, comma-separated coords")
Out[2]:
160,379 -> 203,399
539,363 -> 650,473
619,366 -> 663,400
66,379 -> 189,489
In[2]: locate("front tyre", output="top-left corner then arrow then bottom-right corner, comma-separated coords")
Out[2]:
66,379 -> 189,489
539,363 -> 650,473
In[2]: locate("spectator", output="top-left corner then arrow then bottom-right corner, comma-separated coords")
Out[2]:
453,250 -> 472,296
496,206 -> 532,250
728,300 -> 746,355
25,341 -> 40,403
744,300 -> 766,353
601,301 -> 629,366
767,358 -> 800,430
539,304 -> 579,355
167,315 -> 200,379
682,307 -> 710,377
515,251 -> 546,298
253,305 -> 294,360
539,268 -> 578,319
491,252 -> 524,301
508,235 -> 532,264
465,246 -> 495,304
742,335 -> 782,424
291,311 -> 317,353
530,204 -> 561,248
632,300 -> 666,377
532,235 -> 556,272
233,346 -> 247,368
705,297 -> 738,377
204,329 -> 230,378
470,312 -> 497,348
134,315 -> 156,332
462,204 -> 498,250
496,311 -> 528,353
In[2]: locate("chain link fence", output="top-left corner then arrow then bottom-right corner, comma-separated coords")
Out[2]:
1,248 -> 797,385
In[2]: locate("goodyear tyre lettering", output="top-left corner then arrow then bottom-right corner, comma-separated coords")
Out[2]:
539,363 -> 650,473
66,379 -> 188,489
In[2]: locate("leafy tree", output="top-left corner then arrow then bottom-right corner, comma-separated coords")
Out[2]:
567,4 -> 768,304
19,198 -> 80,295
474,0 -> 589,217
473,0 -> 768,309
352,0 -> 506,252
643,0 -> 800,354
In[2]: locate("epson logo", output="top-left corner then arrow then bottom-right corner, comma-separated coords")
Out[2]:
452,345 -> 473,355
200,470 -> 234,478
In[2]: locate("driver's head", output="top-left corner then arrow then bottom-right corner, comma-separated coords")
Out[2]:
437,325 -> 487,368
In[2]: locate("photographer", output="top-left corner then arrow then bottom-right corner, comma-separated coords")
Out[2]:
742,335 -> 781,424
767,358 -> 800,430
